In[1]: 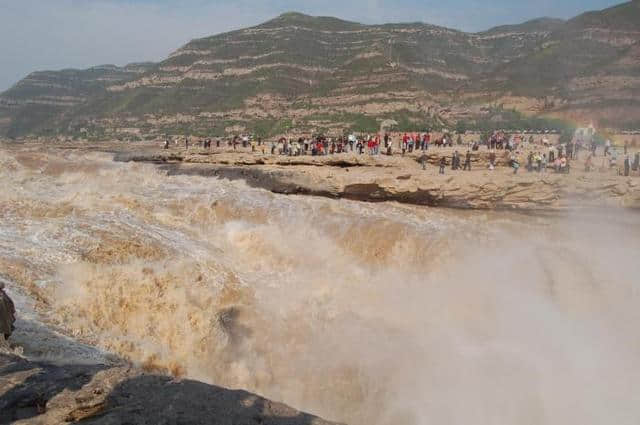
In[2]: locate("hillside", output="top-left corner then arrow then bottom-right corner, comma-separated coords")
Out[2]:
1,1 -> 639,139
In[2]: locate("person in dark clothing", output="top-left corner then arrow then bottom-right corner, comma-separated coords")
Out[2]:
439,157 -> 446,174
624,155 -> 631,177
567,142 -> 574,160
463,151 -> 472,171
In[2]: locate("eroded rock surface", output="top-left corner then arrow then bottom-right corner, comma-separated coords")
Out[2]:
0,354 -> 341,425
118,149 -> 640,212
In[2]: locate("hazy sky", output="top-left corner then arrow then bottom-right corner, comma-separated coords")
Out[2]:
0,0 -> 625,91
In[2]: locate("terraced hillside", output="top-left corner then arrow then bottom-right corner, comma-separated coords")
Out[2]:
1,1 -> 639,139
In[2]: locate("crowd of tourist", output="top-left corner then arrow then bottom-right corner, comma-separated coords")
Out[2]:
164,130 -> 639,176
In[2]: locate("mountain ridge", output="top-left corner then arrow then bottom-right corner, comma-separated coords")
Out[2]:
1,1 -> 639,139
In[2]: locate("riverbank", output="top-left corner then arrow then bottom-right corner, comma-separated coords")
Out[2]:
0,353 -> 339,424
116,146 -> 640,211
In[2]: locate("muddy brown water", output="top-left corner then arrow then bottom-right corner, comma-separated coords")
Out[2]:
1,145 -> 639,425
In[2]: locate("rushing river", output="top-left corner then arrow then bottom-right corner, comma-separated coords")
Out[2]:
1,144 -> 640,424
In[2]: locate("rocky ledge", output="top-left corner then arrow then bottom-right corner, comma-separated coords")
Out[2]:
118,149 -> 640,211
0,353 -> 340,425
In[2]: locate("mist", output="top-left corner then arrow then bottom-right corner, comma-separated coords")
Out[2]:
2,146 -> 639,424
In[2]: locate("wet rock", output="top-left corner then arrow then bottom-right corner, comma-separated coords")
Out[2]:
0,283 -> 16,340
0,354 -> 341,425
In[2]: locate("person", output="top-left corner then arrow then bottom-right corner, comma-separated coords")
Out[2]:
541,153 -> 548,172
585,153 -> 593,172
605,139 -> 611,156
624,155 -> 631,177
420,154 -> 427,170
463,150 -> 472,171
567,141 -> 574,160
488,150 -> 496,170
164,139 -> 170,149
610,150 -> 617,169
439,156 -> 446,174
633,152 -> 640,172
185,138 -> 189,150
511,153 -> 520,174
251,139 -> 256,152
559,156 -> 568,173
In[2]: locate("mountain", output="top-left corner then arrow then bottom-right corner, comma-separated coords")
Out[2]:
1,1 -> 639,140
483,17 -> 565,35
0,63 -> 154,137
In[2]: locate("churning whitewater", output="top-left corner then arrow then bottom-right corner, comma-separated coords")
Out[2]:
1,145 -> 640,425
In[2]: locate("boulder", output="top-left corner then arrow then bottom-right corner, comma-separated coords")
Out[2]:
0,283 -> 16,339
